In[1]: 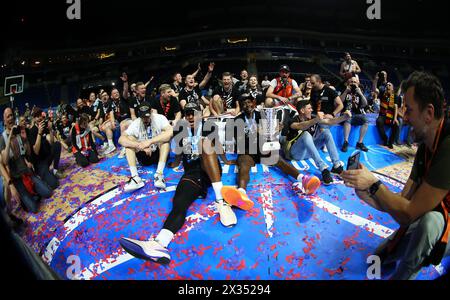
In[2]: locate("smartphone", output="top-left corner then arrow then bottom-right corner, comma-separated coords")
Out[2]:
347,151 -> 361,171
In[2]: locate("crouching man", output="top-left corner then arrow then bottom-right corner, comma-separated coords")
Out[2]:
119,103 -> 173,192
342,72 -> 450,279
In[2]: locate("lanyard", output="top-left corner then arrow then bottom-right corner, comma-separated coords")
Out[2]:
245,113 -> 256,134
188,123 -> 203,156
160,98 -> 171,117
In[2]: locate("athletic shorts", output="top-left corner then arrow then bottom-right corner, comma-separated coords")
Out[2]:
136,149 -> 160,166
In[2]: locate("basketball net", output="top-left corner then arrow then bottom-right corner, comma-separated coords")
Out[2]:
10,86 -> 17,109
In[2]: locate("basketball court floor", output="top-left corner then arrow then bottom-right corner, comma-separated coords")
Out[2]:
11,122 -> 450,280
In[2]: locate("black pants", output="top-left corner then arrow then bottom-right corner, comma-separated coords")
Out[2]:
35,142 -> 61,190
74,150 -> 99,168
163,165 -> 211,234
376,115 -> 399,145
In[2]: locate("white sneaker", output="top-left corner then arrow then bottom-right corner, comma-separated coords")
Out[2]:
124,176 -> 145,192
104,145 -> 116,155
154,173 -> 166,189
119,238 -> 171,264
100,143 -> 109,151
216,200 -> 237,227
118,147 -> 126,159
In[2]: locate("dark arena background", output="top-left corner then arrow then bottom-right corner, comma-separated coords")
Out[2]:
1,0 -> 449,289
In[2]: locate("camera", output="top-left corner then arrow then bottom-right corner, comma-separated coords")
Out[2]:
12,127 -> 21,135
350,84 -> 357,93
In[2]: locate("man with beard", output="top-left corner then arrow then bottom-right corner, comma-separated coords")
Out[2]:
309,74 -> 344,120
266,65 -> 303,106
178,62 -> 215,112
119,103 -> 242,264
342,71 -> 450,280
75,98 -> 92,120
119,103 -> 173,191
339,52 -> 362,81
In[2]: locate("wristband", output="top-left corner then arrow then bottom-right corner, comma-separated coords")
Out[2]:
369,180 -> 383,196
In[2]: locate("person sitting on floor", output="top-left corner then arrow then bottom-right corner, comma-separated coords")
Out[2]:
119,103 -> 242,264
71,113 -> 99,168
118,103 -> 173,192
0,108 -> 53,213
29,108 -> 64,189
282,100 -> 351,185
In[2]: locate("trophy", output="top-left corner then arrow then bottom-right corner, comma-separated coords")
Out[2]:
260,107 -> 282,152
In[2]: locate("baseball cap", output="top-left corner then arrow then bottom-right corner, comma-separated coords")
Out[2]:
280,65 -> 291,72
184,103 -> 201,113
138,102 -> 152,118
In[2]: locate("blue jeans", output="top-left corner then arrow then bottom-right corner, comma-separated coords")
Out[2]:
13,175 -> 52,213
289,128 -> 341,171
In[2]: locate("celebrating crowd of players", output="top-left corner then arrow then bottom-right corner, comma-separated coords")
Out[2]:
2,54 -> 449,279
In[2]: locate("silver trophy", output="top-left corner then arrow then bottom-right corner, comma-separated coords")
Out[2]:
260,108 -> 282,152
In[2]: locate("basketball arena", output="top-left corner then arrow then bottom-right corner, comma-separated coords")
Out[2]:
0,0 -> 449,284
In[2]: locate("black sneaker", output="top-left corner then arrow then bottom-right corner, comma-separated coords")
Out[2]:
321,169 -> 333,185
387,143 -> 394,149
331,165 -> 344,175
356,142 -> 368,152
341,141 -> 349,152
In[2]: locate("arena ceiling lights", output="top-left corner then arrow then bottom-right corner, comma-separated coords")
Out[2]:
161,45 -> 179,52
227,37 -> 248,44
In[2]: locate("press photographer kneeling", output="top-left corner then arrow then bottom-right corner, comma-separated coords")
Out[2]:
342,71 -> 450,280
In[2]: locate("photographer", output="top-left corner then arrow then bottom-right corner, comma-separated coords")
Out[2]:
28,108 -> 63,190
0,108 -> 52,213
342,72 -> 450,280
339,77 -> 369,152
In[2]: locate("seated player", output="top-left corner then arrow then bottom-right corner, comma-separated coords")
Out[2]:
71,114 -> 100,168
222,95 -> 321,208
118,103 -> 173,192
282,100 -> 351,185
119,103 -> 241,264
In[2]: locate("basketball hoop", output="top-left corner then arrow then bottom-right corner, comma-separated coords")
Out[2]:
10,85 -> 17,95
4,76 -> 24,109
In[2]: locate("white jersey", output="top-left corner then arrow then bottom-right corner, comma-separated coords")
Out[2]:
125,114 -> 170,142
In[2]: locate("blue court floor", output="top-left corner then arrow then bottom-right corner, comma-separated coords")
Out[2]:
36,144 -> 449,280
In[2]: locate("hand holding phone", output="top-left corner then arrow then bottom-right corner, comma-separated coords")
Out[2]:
347,151 -> 361,171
